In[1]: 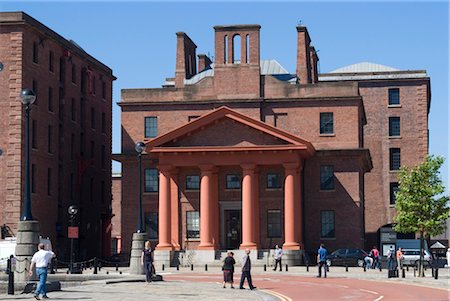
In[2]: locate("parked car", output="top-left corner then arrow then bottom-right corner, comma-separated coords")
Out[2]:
401,249 -> 432,267
326,249 -> 368,267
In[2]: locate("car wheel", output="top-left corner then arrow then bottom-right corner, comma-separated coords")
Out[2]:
326,259 -> 331,267
357,259 -> 364,267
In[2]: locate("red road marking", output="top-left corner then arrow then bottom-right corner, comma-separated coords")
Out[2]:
163,273 -> 449,301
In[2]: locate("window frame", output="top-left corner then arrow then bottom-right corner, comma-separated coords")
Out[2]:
267,209 -> 282,238
389,148 -> 401,171
388,88 -> 400,106
389,117 -> 401,137
226,174 -> 241,190
144,116 -> 158,138
145,212 -> 158,239
186,211 -> 200,239
266,173 -> 282,189
320,165 -> 335,191
390,182 -> 399,205
320,112 -> 334,135
320,210 -> 335,238
144,168 -> 159,193
186,175 -> 200,191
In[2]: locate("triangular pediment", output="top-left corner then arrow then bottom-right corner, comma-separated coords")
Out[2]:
145,106 -> 314,154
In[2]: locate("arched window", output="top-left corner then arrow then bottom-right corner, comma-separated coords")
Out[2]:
233,34 -> 241,64
246,35 -> 250,64
224,35 -> 228,64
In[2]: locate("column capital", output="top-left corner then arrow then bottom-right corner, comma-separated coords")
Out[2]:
199,164 -> 218,173
241,163 -> 258,173
283,161 -> 302,172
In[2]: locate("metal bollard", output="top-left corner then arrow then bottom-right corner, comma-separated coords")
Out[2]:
94,258 -> 98,274
306,264 -> 309,272
7,255 -> 14,295
162,264 -> 165,271
363,265 -> 366,272
176,264 -> 179,271
205,264 -> 207,271
402,269 -> 405,278
406,266 -> 409,272
413,268 -> 416,277
346,265 -> 348,272
263,264 -> 266,271
434,268 -> 438,279
285,264 -> 288,272
326,265 -> 329,272
106,271 -> 109,275
191,264 -> 193,271
116,264 -> 119,271
99,261 -> 102,271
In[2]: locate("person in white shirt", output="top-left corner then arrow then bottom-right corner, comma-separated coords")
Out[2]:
29,243 -> 56,300
446,248 -> 450,268
273,245 -> 283,271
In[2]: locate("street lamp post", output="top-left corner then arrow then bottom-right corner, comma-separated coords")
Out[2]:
135,141 -> 145,233
68,205 -> 79,274
15,89 -> 39,283
129,141 -> 147,274
20,89 -> 36,221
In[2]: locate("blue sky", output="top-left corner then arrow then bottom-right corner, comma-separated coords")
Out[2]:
1,1 -> 448,189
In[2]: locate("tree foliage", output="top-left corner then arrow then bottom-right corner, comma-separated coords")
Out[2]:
393,155 -> 449,236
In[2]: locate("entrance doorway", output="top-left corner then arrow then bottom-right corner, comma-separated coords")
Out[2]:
225,210 -> 241,249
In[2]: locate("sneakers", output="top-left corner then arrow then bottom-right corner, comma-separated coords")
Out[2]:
250,287 -> 257,290
42,296 -> 49,299
34,295 -> 40,300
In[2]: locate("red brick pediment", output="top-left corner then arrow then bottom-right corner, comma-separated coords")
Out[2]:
145,106 -> 314,154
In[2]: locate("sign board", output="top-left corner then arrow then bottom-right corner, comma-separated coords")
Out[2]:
68,226 -> 79,239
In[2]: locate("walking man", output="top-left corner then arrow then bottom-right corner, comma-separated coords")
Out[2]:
29,243 -> 56,300
387,246 -> 395,270
239,249 -> 256,290
396,247 -> 404,271
273,245 -> 283,271
317,244 -> 328,278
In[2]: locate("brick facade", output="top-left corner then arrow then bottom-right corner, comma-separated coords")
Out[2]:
0,12 -> 115,260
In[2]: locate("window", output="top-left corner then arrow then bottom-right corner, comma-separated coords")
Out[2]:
32,42 -> 38,64
145,212 -> 158,239
32,80 -> 38,104
320,112 -> 334,134
145,168 -> 158,192
267,173 -> 281,189
321,210 -> 335,238
90,140 -> 95,159
47,168 -> 52,196
186,175 -> 200,190
59,57 -> 65,83
102,82 -> 106,99
31,164 -> 36,193
101,112 -> 106,133
267,209 -> 282,238
320,165 -> 334,190
144,116 -> 158,138
32,119 -> 37,149
70,134 -> 75,160
71,64 -> 76,83
226,174 -> 241,189
81,68 -> 86,93
91,107 -> 95,129
389,148 -> 401,170
47,125 -> 53,153
48,51 -> 54,72
389,117 -> 400,137
101,145 -> 106,169
390,183 -> 399,205
71,98 -> 76,121
388,88 -> 400,105
48,87 -> 53,112
186,211 -> 200,238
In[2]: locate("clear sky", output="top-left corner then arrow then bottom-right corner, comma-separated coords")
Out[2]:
1,1 -> 448,190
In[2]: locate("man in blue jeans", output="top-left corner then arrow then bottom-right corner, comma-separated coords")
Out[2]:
29,243 -> 56,300
317,244 -> 328,278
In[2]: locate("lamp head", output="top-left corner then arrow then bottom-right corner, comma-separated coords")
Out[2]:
135,141 -> 146,154
68,205 -> 79,216
20,89 -> 36,105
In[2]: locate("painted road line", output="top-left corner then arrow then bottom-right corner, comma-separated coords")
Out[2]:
374,296 -> 384,301
359,288 -> 379,295
262,289 -> 293,301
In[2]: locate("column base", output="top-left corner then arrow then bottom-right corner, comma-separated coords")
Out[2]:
156,243 -> 174,251
197,242 -> 216,250
172,243 -> 181,251
282,242 -> 304,250
239,242 -> 258,250
283,249 -> 306,266
15,220 -> 40,283
129,232 -> 147,275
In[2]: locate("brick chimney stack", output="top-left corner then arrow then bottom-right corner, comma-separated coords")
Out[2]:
197,54 -> 212,72
175,32 -> 197,88
309,46 -> 319,83
296,26 -> 312,84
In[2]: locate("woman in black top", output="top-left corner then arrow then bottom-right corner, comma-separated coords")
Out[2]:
222,251 -> 236,288
141,241 -> 153,283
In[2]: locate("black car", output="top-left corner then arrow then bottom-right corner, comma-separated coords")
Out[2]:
326,249 -> 368,267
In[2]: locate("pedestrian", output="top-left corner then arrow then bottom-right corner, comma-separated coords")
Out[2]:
222,251 -> 236,288
446,248 -> 450,268
272,245 -> 283,271
29,243 -> 56,300
396,247 -> 404,271
316,243 -> 327,278
239,249 -> 256,290
141,241 -> 154,283
370,246 -> 380,269
387,246 -> 395,270
364,254 -> 373,270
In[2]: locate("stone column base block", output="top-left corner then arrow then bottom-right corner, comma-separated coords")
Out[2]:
129,232 -> 147,275
239,243 -> 258,250
282,249 -> 305,266
15,220 -> 40,283
154,250 -> 173,267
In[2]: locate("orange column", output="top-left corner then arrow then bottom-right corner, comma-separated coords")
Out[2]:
157,166 -> 173,250
253,169 -> 260,248
211,171 -> 220,249
240,164 -> 257,249
283,163 -> 302,250
198,165 -> 215,250
170,169 -> 180,250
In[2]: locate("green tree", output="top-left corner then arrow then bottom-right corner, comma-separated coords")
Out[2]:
393,155 -> 450,277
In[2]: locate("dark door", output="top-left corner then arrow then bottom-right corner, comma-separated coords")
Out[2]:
225,210 -> 241,249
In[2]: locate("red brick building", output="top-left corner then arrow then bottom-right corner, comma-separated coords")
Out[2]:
0,12 -> 115,260
114,24 -> 429,264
